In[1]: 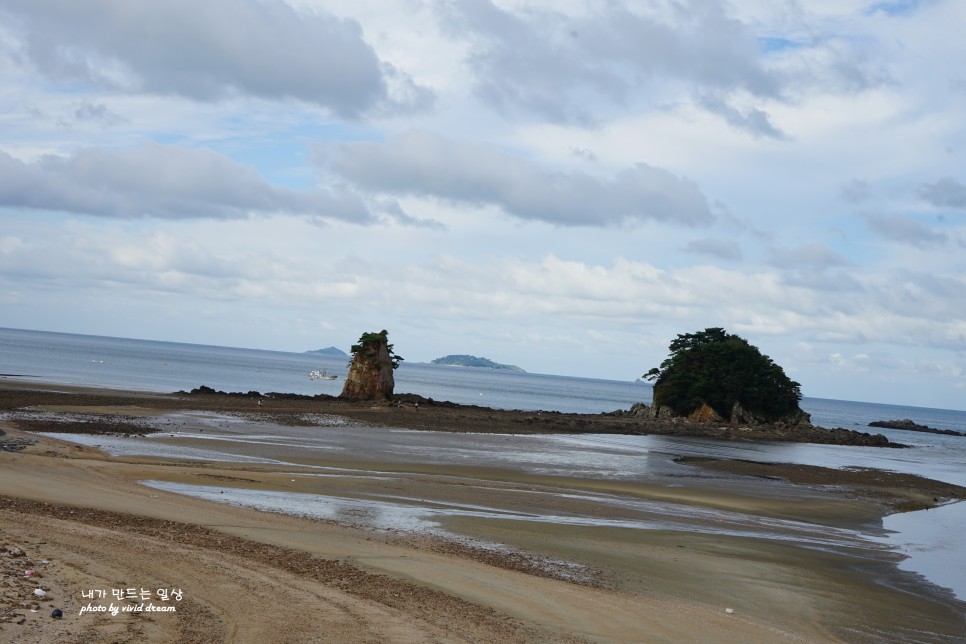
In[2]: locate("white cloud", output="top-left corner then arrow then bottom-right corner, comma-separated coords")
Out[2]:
72,102 -> 127,126
0,143 -> 375,222
436,0 -> 782,123
0,0 -> 424,116
0,236 -> 24,254
317,131 -> 714,227
920,177 -> 966,210
683,237 -> 744,261
768,243 -> 851,269
861,212 -> 949,247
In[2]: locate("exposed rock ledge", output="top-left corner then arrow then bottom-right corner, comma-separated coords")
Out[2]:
625,403 -> 901,447
869,419 -> 965,437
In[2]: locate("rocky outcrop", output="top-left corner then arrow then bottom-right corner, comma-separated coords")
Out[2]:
628,403 -> 675,420
633,400 -> 810,428
689,402 -> 723,423
340,331 -> 396,401
729,401 -> 761,426
869,419 -> 965,437
729,400 -> 812,428
619,402 -> 896,446
0,435 -> 36,452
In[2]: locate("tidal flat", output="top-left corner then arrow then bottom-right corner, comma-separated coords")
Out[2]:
1,382 -> 964,642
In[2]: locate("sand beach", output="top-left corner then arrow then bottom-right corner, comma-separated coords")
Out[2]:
1,381 -> 964,642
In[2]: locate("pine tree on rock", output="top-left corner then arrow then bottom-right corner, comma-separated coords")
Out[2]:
340,330 -> 404,401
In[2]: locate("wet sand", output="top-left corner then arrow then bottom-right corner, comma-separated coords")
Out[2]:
1,381 -> 965,642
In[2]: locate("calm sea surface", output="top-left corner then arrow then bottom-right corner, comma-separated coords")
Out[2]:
3,327 -> 964,430
2,326 -> 965,599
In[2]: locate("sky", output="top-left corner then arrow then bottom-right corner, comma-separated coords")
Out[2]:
0,0 -> 964,411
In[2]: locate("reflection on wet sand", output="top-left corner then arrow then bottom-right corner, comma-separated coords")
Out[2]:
18,408 -> 966,640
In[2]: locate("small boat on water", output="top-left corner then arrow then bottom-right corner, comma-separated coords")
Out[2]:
309,369 -> 338,380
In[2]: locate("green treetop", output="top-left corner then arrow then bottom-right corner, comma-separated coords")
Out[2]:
644,327 -> 802,421
349,330 -> 404,369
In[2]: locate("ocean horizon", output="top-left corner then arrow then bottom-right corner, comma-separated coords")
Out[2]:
2,326 -> 965,428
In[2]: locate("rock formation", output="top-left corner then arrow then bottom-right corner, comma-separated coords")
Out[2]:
869,419 -> 965,437
630,399 -> 811,428
340,330 -> 399,401
623,402 -> 893,446
689,402 -> 723,423
728,400 -> 812,428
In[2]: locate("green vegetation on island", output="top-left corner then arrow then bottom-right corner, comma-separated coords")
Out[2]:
644,327 -> 805,423
432,355 -> 524,372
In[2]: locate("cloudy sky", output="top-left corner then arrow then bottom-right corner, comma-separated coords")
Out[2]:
1,0 -> 964,410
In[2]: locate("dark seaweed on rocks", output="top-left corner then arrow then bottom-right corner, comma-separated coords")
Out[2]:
869,419 -> 965,437
179,386 -> 339,402
11,416 -> 158,436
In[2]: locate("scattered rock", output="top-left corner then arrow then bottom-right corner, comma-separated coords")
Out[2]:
0,436 -> 37,452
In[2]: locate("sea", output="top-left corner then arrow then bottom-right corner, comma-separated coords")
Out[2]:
2,326 -> 965,600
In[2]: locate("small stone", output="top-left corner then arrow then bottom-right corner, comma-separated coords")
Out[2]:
725,607 -> 734,614
51,608 -> 63,619
33,588 -> 46,597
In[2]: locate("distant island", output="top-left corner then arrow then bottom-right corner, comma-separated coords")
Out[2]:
432,355 -> 524,372
305,347 -> 349,359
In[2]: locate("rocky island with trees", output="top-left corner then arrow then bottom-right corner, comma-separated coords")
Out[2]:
641,327 -> 809,426
624,327 -> 900,447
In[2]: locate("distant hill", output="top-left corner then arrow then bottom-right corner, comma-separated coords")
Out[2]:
305,346 -> 349,358
432,354 -> 524,371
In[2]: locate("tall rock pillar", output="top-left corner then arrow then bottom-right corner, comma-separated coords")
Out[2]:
339,330 -> 400,401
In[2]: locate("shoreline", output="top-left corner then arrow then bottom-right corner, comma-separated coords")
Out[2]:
2,380 -> 965,641
1,378 -> 904,447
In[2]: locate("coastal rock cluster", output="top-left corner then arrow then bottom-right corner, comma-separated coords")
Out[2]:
633,401 -> 812,429
869,419 -> 965,437
625,403 -> 895,447
0,429 -> 36,452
